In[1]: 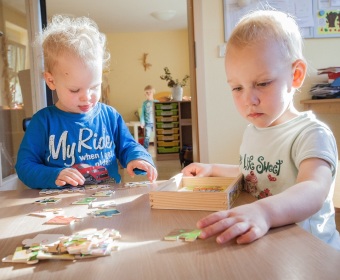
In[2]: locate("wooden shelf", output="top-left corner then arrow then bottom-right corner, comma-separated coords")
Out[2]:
154,101 -> 192,161
300,99 -> 340,114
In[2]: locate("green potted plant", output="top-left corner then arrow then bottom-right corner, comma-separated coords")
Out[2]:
160,67 -> 189,101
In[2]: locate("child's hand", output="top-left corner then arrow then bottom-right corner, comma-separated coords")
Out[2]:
55,168 -> 85,187
197,202 -> 270,244
126,160 -> 158,182
181,162 -> 213,177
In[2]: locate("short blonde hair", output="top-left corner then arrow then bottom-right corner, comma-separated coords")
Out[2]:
227,10 -> 304,64
144,85 -> 155,92
37,15 -> 110,72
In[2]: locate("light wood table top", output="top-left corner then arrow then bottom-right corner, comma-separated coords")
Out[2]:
0,184 -> 339,280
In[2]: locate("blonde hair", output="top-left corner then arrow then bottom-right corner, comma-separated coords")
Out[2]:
227,10 -> 304,64
144,85 -> 155,92
37,15 -> 110,72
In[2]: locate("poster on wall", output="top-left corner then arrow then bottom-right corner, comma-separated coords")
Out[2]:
223,0 -> 315,41
223,0 -> 340,40
313,0 -> 340,37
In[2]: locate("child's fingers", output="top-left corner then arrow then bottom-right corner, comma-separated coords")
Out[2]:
57,169 -> 85,186
197,210 -> 229,229
198,216 -> 235,240
215,222 -> 250,244
235,226 -> 263,244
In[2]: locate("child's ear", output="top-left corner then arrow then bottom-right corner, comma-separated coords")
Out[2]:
44,72 -> 56,90
292,59 -> 306,88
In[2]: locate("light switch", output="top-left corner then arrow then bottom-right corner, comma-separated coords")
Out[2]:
218,44 -> 226,58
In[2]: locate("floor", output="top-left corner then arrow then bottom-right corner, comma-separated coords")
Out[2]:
119,144 -> 182,183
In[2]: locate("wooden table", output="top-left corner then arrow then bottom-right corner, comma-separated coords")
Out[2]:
0,185 -> 340,280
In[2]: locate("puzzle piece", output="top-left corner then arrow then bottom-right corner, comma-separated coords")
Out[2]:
123,181 -> 150,188
44,216 -> 83,225
22,234 -> 64,248
164,229 -> 202,242
39,189 -> 60,195
2,247 -> 39,265
89,208 -> 121,218
34,197 -> 61,204
89,199 -> 117,209
91,190 -> 115,197
85,184 -> 111,190
2,228 -> 121,265
59,186 -> 85,193
72,197 -> 97,205
28,208 -> 64,218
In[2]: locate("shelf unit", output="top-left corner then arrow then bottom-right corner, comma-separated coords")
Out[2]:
300,99 -> 340,114
154,101 -> 192,161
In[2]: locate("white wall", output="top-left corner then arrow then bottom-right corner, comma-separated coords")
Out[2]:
196,0 -> 340,164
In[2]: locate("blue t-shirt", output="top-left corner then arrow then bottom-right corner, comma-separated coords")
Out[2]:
16,103 -> 154,189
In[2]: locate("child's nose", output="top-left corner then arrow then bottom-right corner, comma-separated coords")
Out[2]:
244,89 -> 260,106
80,90 -> 92,101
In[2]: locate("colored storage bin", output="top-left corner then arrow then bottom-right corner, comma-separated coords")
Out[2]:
155,116 -> 179,122
156,128 -> 179,135
157,146 -> 180,153
156,122 -> 179,129
157,134 -> 180,141
155,103 -> 178,110
155,109 -> 178,116
157,140 -> 180,147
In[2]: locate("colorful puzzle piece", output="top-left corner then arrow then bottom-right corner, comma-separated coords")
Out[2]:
28,208 -> 64,218
72,197 -> 97,205
2,247 -> 39,265
44,216 -> 83,225
84,184 -> 111,190
39,189 -> 60,195
34,197 -> 61,204
59,186 -> 85,193
89,199 -> 117,209
164,229 -> 202,242
22,234 -> 64,247
2,228 -> 121,265
91,190 -> 115,197
89,208 -> 121,218
123,181 -> 150,188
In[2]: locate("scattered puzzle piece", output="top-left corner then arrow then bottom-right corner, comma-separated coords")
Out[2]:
72,197 -> 97,205
28,208 -> 64,218
43,208 -> 63,213
34,197 -> 61,204
22,234 -> 64,247
123,181 -> 150,188
39,189 -> 60,195
91,190 -> 115,197
89,208 -> 121,218
44,216 -> 83,225
39,187 -> 85,195
164,229 -> 202,242
59,186 -> 85,193
89,199 -> 117,209
84,184 -> 111,190
2,247 -> 39,265
2,228 -> 121,265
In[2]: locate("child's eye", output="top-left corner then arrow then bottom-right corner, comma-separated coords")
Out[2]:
70,89 -> 80,93
232,86 -> 243,92
90,85 -> 101,91
256,81 -> 272,87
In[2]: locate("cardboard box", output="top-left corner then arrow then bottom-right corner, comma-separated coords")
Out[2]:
149,173 -> 243,211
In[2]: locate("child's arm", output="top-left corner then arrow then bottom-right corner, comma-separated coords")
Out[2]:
140,102 -> 145,127
182,162 -> 240,177
197,158 -> 332,244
